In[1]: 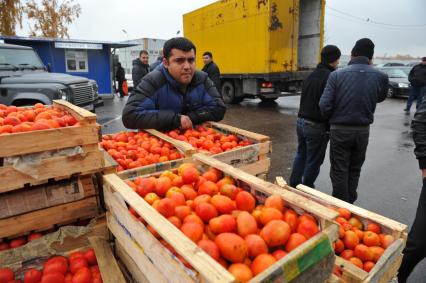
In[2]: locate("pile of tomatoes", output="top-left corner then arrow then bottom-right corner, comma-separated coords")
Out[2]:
0,103 -> 78,135
101,131 -> 183,172
0,232 -> 45,251
165,125 -> 252,154
0,248 -> 101,283
126,163 -> 320,282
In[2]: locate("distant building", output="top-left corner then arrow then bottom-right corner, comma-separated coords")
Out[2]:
116,38 -> 166,74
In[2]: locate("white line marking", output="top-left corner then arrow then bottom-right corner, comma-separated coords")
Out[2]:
101,115 -> 122,126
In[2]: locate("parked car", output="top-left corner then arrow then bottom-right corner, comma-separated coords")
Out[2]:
376,62 -> 406,68
400,67 -> 413,76
378,67 -> 410,97
0,43 -> 103,111
406,62 -> 419,67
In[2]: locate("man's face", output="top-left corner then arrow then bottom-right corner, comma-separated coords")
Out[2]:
421,59 -> 426,65
140,53 -> 149,65
202,55 -> 212,65
163,48 -> 196,85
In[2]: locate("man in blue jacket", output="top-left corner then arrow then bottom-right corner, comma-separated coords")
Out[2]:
319,38 -> 388,203
122,37 -> 226,131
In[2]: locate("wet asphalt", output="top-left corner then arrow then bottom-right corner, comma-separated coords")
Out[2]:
97,94 -> 425,282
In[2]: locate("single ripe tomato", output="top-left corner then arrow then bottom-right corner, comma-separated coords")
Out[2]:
40,272 -> 65,283
71,267 -> 91,283
83,249 -> 97,266
27,233 -> 43,242
9,237 -> 27,248
0,267 -> 14,282
24,268 -> 42,283
69,257 -> 88,275
43,260 -> 68,275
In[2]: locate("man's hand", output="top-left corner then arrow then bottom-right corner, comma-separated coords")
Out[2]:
180,115 -> 193,130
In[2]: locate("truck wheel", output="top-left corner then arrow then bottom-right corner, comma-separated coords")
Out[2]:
259,97 -> 278,103
221,81 -> 242,104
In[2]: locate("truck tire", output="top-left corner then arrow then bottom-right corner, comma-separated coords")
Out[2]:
221,81 -> 243,104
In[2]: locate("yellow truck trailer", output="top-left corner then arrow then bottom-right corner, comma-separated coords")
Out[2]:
183,0 -> 325,103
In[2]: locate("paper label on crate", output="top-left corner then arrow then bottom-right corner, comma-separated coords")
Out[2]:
213,144 -> 261,167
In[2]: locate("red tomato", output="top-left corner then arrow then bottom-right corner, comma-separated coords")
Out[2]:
27,233 -> 43,242
0,242 -> 10,251
10,237 -> 27,248
40,272 -> 65,283
24,268 -> 42,283
69,258 -> 88,274
71,267 -> 91,283
44,256 -> 68,269
43,260 -> 68,275
0,267 -> 14,282
68,251 -> 85,261
83,249 -> 97,266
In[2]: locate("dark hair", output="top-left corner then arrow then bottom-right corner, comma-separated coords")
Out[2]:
117,62 -> 121,67
203,51 -> 213,58
163,37 -> 196,59
422,57 -> 426,61
139,50 -> 148,56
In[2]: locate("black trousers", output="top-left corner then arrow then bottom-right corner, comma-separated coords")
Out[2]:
329,127 -> 369,204
398,179 -> 426,283
118,80 -> 125,97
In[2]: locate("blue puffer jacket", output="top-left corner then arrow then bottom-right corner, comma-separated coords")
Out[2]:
122,65 -> 226,131
319,56 -> 389,126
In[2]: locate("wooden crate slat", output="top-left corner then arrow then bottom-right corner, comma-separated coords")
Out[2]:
104,192 -> 197,283
238,158 -> 270,177
208,121 -> 270,142
0,125 -> 100,157
0,196 -> 100,238
213,141 -> 271,165
117,158 -> 189,180
103,173 -> 234,283
115,241 -> 151,283
53,99 -> 97,123
88,236 -> 127,283
0,149 -> 104,194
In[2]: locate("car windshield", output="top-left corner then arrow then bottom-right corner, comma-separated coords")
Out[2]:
380,68 -> 408,78
0,48 -> 44,69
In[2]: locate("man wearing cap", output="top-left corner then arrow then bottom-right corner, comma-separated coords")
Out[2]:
319,38 -> 388,203
289,45 -> 341,188
404,57 -> 426,113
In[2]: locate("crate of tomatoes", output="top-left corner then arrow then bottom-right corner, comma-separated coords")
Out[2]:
275,178 -> 407,283
103,153 -> 339,283
0,100 -> 104,193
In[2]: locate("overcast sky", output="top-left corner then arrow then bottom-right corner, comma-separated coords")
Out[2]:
16,0 -> 425,57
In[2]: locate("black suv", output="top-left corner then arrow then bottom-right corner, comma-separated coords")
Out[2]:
0,43 -> 103,111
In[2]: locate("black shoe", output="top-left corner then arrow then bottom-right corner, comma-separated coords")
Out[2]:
404,108 -> 410,112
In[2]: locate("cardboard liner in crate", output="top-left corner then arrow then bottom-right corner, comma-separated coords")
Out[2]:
103,153 -> 340,283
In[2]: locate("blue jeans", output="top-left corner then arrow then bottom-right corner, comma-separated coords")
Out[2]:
289,118 -> 329,188
406,86 -> 425,111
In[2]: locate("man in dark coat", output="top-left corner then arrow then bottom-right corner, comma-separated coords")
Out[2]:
398,96 -> 426,282
122,37 -> 226,131
150,48 -> 163,71
202,51 -> 221,92
115,62 -> 126,97
132,50 -> 150,88
405,57 -> 426,112
319,38 -> 388,204
289,45 -> 341,188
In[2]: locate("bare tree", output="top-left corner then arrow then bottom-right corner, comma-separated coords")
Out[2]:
25,0 -> 81,38
0,0 -> 23,36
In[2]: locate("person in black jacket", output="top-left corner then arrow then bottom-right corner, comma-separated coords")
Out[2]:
202,51 -> 221,92
404,57 -> 426,112
398,97 -> 426,282
319,38 -> 388,203
289,45 -> 341,188
115,62 -> 126,98
122,37 -> 225,131
132,50 -> 150,89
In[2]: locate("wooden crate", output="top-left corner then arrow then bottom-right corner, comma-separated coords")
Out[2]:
0,100 -> 104,193
149,122 -> 272,177
0,174 -> 103,239
0,217 -> 126,283
103,153 -> 340,283
275,177 -> 407,283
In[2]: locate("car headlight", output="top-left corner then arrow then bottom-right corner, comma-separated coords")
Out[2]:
398,83 -> 409,88
58,89 -> 68,100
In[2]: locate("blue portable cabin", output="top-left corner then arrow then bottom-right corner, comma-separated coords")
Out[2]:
0,35 -> 137,96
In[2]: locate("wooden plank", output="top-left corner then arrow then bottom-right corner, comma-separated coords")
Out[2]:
53,99 -> 97,123
145,129 -> 196,155
0,125 -> 100,157
115,242 -> 150,283
101,149 -> 118,174
193,153 -> 339,221
212,141 -> 271,165
0,196 -> 100,238
237,158 -> 270,176
88,236 -> 127,283
104,189 -> 196,283
117,158 -> 187,180
208,121 -> 270,142
0,149 -> 104,194
109,214 -> 168,283
103,174 -> 234,283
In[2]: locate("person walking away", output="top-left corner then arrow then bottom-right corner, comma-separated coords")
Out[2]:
115,62 -> 126,98
150,48 -> 163,71
398,97 -> 426,282
319,38 -> 388,204
404,57 -> 426,113
289,45 -> 341,188
122,37 -> 225,131
202,51 -> 221,92
132,50 -> 150,89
